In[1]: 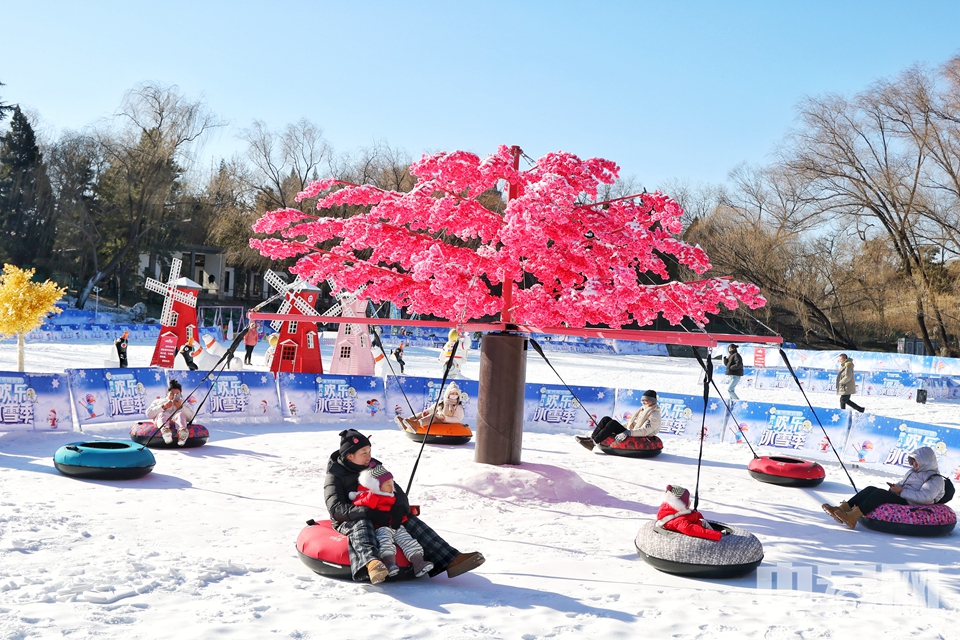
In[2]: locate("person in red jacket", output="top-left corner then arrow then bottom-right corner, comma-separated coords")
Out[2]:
350,464 -> 434,578
655,484 -> 722,541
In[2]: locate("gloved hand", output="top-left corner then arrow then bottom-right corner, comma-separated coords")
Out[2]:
389,503 -> 409,529
615,432 -> 629,443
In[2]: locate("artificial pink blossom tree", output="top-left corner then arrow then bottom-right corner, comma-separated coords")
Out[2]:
251,145 -> 765,329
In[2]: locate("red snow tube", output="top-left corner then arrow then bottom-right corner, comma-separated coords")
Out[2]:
296,519 -> 413,581
597,435 -> 663,458
747,456 -> 825,487
860,503 -> 957,537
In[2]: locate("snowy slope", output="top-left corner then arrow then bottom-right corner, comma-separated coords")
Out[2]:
0,340 -> 958,639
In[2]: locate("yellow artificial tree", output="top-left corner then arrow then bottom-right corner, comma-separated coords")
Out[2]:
0,265 -> 66,371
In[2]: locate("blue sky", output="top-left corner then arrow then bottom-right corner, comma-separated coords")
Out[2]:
3,1 -> 960,189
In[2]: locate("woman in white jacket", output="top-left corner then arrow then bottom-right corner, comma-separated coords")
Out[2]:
146,379 -> 196,446
575,390 -> 661,451
822,446 -> 945,529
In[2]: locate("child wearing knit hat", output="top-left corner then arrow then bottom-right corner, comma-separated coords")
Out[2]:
350,463 -> 434,578
655,484 -> 722,541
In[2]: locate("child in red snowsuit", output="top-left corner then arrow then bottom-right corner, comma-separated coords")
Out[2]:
350,464 -> 434,577
655,484 -> 722,541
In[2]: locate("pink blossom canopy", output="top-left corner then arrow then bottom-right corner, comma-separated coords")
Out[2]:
250,145 -> 765,329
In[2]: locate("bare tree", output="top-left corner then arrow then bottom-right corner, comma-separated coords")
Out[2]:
784,86 -> 952,354
66,83 -> 223,309
239,119 -> 333,209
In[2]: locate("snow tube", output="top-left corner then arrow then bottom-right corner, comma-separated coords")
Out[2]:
296,519 -> 413,581
53,441 -> 156,480
635,520 -> 764,578
395,416 -> 473,445
747,456 -> 825,487
597,435 -> 663,458
129,421 -> 210,448
860,503 -> 957,537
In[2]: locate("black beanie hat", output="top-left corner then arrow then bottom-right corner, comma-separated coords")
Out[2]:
339,429 -> 371,458
641,389 -> 657,402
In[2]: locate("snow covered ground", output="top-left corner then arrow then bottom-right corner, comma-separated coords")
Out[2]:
1,339 -> 959,639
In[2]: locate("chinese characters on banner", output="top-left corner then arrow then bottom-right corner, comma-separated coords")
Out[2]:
523,383 -> 615,432
0,372 -> 72,430
278,373 -> 386,423
67,368 -> 168,425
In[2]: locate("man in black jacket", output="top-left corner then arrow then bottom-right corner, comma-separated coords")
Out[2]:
324,429 -> 484,584
722,344 -> 744,401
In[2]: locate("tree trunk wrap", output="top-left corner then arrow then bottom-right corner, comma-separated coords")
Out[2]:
475,333 -> 527,465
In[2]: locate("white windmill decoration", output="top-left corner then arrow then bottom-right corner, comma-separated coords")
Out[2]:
144,258 -> 198,327
264,270 -> 322,331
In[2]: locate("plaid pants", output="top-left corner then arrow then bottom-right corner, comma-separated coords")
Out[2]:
335,516 -> 460,581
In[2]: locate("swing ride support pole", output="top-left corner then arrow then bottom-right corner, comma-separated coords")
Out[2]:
475,145 -> 527,466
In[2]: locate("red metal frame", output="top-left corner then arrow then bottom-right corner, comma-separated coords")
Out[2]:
246,311 -> 781,348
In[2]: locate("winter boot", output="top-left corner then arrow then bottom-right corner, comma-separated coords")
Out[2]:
381,554 -> 400,577
838,506 -> 863,530
366,559 -> 389,585
445,551 -> 485,578
177,427 -> 190,446
409,553 -> 434,578
821,504 -> 845,524
160,425 -> 173,445
574,435 -> 595,451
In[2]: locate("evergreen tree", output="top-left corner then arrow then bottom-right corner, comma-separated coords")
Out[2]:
0,107 -> 56,267
0,81 -> 13,122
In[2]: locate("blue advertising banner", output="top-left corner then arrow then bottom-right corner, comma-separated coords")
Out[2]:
614,389 -> 725,443
843,413 -> 960,479
861,371 -> 921,400
67,368 -> 168,426
714,345 -> 960,376
278,373 -> 386,423
0,372 -> 72,431
922,376 -> 960,402
384,376 -> 479,425
753,368 -> 802,392
726,400 -> 851,459
523,383 -> 616,433
166,370 -> 282,421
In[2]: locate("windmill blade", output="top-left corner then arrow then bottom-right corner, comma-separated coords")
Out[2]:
144,278 -> 168,296
264,270 -> 291,295
168,258 -> 182,283
159,294 -> 175,326
270,298 -> 293,332
321,302 -> 343,317
168,289 -> 198,308
289,294 -> 319,317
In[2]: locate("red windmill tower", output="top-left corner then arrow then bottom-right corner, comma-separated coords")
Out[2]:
146,258 -> 201,367
264,269 -> 324,374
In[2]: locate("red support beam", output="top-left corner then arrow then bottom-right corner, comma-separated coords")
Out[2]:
246,311 -> 782,348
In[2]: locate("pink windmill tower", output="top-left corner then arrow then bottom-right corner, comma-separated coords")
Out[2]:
324,280 -> 375,375
263,270 -> 323,374
147,258 -> 201,367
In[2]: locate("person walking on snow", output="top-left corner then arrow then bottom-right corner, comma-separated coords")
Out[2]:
244,320 -> 259,365
575,389 -> 660,451
349,463 -> 434,578
836,353 -> 865,413
324,429 -> 484,584
146,379 -> 195,446
722,344 -> 743,400
822,446 -> 945,529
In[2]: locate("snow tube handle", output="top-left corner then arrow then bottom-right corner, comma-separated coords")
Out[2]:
306,519 -> 316,526
66,445 -> 80,452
